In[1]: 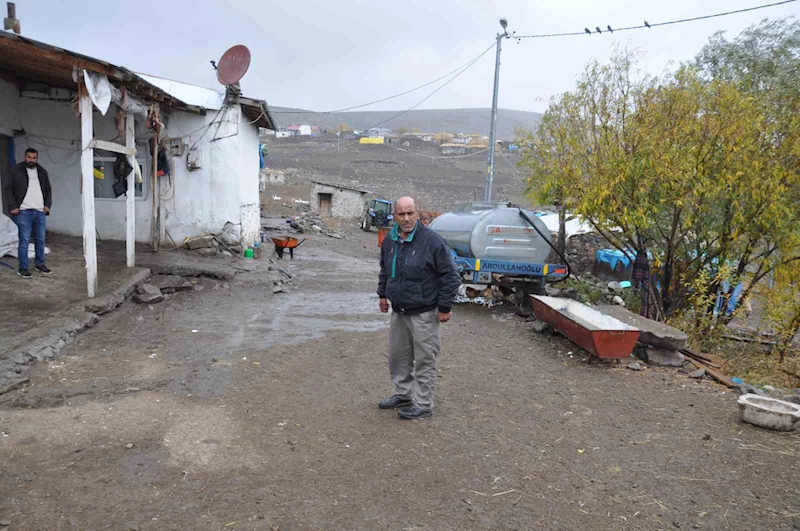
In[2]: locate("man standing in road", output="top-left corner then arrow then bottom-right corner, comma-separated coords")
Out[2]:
3,148 -> 53,278
377,197 -> 460,419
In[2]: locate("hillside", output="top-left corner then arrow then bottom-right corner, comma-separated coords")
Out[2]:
268,107 -> 542,140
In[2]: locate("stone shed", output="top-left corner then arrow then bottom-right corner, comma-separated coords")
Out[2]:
310,181 -> 369,218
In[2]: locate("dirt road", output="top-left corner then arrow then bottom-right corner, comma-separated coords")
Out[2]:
1,230 -> 798,530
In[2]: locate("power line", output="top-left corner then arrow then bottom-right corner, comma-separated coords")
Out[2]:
271,42 -> 496,116
359,44 -> 496,133
515,0 -> 795,39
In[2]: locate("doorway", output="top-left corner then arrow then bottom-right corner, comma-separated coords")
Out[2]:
0,135 -> 11,217
318,193 -> 332,217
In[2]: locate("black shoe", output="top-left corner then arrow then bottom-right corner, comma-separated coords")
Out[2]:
17,269 -> 32,279
378,395 -> 413,409
35,264 -> 52,275
398,405 -> 432,419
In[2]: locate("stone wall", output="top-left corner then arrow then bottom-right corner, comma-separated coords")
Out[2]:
310,183 -> 366,218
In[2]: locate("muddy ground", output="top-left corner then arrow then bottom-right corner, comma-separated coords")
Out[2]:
1,227 -> 799,531
263,137 -> 528,212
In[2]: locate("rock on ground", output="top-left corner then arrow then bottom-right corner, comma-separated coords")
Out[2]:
644,348 -> 686,367
531,320 -> 549,333
689,369 -> 706,379
149,275 -> 194,294
133,284 -> 164,304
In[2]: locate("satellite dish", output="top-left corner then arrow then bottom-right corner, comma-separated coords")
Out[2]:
216,45 -> 251,85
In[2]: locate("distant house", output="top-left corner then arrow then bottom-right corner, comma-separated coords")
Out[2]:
275,131 -> 293,138
367,127 -> 392,137
259,169 -> 285,191
310,181 -> 370,218
297,125 -> 313,136
440,143 -> 484,156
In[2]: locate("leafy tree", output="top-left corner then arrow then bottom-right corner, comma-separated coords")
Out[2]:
517,45 -> 799,325
395,126 -> 409,136
332,122 -> 353,135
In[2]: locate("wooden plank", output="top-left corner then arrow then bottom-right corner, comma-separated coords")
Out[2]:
680,347 -> 724,367
680,349 -> 722,369
125,112 -> 135,267
690,357 -> 737,388
152,132 -> 161,252
0,37 -> 125,80
89,138 -> 136,156
722,334 -> 777,346
80,85 -> 98,298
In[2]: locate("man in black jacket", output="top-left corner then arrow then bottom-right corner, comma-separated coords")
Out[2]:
3,148 -> 53,278
377,197 -> 461,419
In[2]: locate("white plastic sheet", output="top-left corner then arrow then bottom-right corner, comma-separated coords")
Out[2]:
536,212 -> 595,240
0,214 -> 16,258
84,70 -> 112,115
0,214 -> 51,259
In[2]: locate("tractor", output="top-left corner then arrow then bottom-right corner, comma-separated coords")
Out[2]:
361,199 -> 393,232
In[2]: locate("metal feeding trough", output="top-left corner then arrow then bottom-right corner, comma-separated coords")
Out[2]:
531,295 -> 641,359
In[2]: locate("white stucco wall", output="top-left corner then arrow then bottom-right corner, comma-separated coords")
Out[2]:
0,78 -> 261,246
7,89 -> 155,242
237,107 -> 260,245
310,183 -> 366,218
160,104 -> 247,244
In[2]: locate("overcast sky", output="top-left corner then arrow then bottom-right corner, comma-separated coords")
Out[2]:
17,0 -> 798,114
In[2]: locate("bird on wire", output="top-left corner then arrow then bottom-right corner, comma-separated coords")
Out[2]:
596,26 -> 603,33
644,20 -> 651,28
585,27 -> 592,34
607,25 -> 613,33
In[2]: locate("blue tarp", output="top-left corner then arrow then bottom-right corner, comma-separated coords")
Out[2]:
596,249 -> 632,271
714,279 -> 745,317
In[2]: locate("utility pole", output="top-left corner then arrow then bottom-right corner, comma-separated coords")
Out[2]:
484,18 -> 509,204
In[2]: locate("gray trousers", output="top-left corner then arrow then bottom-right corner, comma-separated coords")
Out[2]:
389,309 -> 440,410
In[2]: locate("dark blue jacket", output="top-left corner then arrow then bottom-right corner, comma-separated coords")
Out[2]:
378,222 -> 461,315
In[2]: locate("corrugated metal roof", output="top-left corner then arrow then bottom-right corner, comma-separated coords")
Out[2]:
136,73 -> 225,110
137,73 -> 274,129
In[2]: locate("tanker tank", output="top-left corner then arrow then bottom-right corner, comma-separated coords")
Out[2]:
429,207 -> 553,264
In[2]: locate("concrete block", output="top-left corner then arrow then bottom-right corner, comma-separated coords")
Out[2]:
596,305 -> 688,351
645,348 -> 685,367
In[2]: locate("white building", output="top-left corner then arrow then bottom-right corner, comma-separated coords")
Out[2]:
0,29 -> 274,296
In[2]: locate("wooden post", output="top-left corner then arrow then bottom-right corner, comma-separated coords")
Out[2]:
151,131 -> 160,252
125,112 -> 135,267
80,84 -> 98,298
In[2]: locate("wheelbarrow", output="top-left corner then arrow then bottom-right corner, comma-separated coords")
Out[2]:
271,236 -> 307,259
